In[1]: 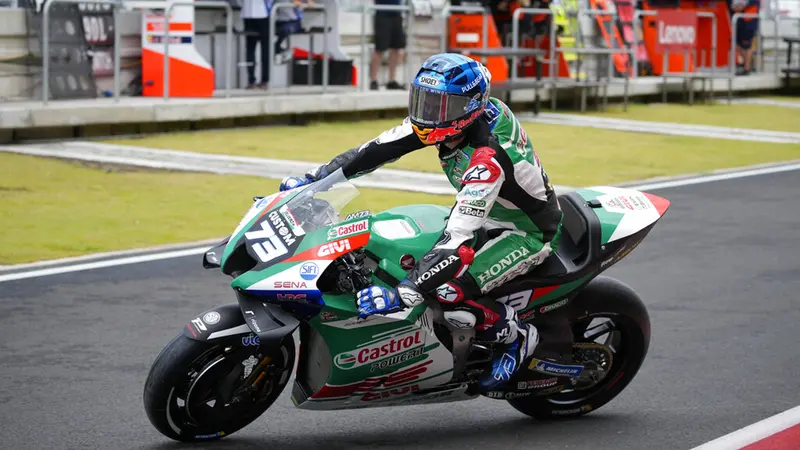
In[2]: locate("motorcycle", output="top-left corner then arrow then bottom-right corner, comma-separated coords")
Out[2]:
143,169 -> 670,442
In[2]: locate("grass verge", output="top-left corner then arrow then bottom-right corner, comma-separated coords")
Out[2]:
0,153 -> 451,265
582,103 -> 800,132
106,119 -> 800,186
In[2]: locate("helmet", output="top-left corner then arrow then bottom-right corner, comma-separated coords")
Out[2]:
408,53 -> 491,145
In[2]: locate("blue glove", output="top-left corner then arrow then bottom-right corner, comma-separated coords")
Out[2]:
357,286 -> 403,319
279,175 -> 313,192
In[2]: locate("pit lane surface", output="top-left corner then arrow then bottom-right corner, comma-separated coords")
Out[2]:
1,170 -> 798,450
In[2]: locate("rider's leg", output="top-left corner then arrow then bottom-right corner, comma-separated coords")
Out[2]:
437,229 -> 558,389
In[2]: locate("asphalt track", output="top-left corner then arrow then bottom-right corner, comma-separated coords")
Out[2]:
1,170 -> 799,450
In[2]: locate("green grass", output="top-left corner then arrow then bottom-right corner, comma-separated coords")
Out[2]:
758,96 -> 800,103
0,153 -> 451,264
582,103 -> 800,132
106,120 -> 800,186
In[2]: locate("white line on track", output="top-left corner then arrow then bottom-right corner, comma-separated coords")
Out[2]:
690,404 -> 800,450
1,161 -> 798,284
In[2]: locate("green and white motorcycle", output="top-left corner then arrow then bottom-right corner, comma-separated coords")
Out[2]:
143,169 -> 671,442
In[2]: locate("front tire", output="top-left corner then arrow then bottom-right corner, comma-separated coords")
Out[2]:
508,276 -> 651,419
143,333 -> 295,442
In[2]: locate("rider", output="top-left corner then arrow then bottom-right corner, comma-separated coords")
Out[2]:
280,53 -> 563,390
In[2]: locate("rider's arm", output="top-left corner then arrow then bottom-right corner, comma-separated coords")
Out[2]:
395,145 -> 507,307
307,117 -> 427,180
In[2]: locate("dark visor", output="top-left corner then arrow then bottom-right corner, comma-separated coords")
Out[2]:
409,85 -> 473,125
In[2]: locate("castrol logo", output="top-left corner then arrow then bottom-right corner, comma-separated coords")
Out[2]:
658,22 -> 696,46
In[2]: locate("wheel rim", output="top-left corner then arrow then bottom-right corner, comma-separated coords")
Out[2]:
166,341 -> 291,435
544,313 -> 634,406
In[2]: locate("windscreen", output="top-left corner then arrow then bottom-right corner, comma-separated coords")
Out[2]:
277,169 -> 360,235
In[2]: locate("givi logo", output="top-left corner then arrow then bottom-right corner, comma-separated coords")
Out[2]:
654,11 -> 698,53
334,330 -> 425,370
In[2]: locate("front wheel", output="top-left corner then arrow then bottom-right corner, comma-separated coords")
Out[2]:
143,332 -> 295,442
508,276 -> 651,420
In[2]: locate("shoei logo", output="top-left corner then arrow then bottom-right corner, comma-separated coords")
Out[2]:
334,330 -> 424,370
417,76 -> 439,87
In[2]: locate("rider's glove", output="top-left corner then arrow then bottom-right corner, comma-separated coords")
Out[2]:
279,175 -> 314,192
357,286 -> 403,319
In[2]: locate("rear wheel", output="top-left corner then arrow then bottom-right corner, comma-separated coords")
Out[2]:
507,276 -> 650,419
143,333 -> 295,442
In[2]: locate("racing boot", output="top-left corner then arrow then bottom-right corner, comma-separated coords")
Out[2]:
477,322 -> 539,391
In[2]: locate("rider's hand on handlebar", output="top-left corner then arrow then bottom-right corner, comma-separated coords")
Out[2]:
279,175 -> 314,192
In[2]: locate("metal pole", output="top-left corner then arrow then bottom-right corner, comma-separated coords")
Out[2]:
729,13 -> 739,104
406,3 -> 414,87
164,5 -> 172,100
42,0 -> 51,104
481,12 -> 488,64
361,4 -> 367,91
113,3 -> 121,102
322,7 -> 329,93
662,51 -> 668,103
633,10 -> 656,79
774,15 -> 781,77
224,5 -> 232,97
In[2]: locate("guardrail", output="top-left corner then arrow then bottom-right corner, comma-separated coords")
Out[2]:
268,3 -> 329,94
42,0 -> 122,104
163,0 -> 232,99
358,3 -> 414,91
510,8 -> 557,84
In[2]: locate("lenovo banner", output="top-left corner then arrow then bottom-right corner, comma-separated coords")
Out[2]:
654,10 -> 698,53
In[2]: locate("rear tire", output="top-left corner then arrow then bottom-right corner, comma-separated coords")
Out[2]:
143,333 -> 295,442
508,276 -> 650,419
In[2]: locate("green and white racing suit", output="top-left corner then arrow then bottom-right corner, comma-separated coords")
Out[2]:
308,97 -> 563,342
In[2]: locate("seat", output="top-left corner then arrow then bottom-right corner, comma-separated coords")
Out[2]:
486,192 -> 601,296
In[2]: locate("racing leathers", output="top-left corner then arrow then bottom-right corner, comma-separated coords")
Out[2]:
307,98 -> 562,348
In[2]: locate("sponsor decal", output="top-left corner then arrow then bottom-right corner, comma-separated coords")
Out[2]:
517,378 -> 559,390
319,311 -> 339,322
518,309 -> 536,321
551,404 -> 593,415
398,285 -> 424,307
242,334 -> 260,346
245,219 -> 289,263
461,199 -> 486,208
655,10 -> 697,53
278,205 -> 305,236
462,186 -> 489,198
327,219 -> 368,240
478,247 -> 531,284
362,384 -> 421,402
436,283 -> 463,303
274,281 -> 308,289
333,330 -> 425,370
299,262 -> 320,281
485,391 -> 505,399
539,298 -> 568,314
417,76 -> 439,87
318,239 -> 352,257
495,289 -> 533,311
203,311 -> 220,325
249,317 -> 262,333
458,205 -> 486,218
415,254 -> 460,286
190,318 -> 206,333
194,432 -> 226,440
205,251 -> 218,264
277,293 -> 307,300
460,73 -> 483,93
462,164 -> 493,183
600,193 -> 652,214
268,211 -> 297,246
538,385 -> 566,396
369,346 -> 424,371
529,359 -> 584,377
344,210 -> 370,220
399,254 -> 416,270
504,391 -> 534,399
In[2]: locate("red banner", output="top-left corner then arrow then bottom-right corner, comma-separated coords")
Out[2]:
654,10 -> 698,53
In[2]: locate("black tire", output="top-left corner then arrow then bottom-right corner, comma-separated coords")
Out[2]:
143,333 -> 295,442
508,276 -> 650,420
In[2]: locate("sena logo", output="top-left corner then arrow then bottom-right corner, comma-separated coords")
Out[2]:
334,330 -> 425,370
274,281 -> 308,289
318,239 -> 352,257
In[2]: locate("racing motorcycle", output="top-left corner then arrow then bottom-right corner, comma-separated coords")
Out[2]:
143,169 -> 670,442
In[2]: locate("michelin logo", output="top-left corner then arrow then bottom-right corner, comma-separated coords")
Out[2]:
529,359 -> 584,377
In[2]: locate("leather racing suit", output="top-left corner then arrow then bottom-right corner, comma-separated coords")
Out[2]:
308,98 -> 563,345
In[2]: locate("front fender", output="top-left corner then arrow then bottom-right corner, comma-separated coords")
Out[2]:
183,303 -> 250,343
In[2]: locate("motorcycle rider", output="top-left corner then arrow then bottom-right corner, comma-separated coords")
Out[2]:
280,53 -> 563,390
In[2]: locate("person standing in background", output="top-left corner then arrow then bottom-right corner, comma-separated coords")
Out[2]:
242,0 -> 274,88
732,0 -> 761,75
371,0 -> 407,90
274,0 -> 317,58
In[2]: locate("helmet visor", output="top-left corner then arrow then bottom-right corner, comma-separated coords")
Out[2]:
409,85 -> 473,126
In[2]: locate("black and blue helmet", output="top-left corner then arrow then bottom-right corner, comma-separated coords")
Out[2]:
408,53 -> 491,145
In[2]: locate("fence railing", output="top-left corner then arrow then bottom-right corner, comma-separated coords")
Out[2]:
267,3 -> 329,94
